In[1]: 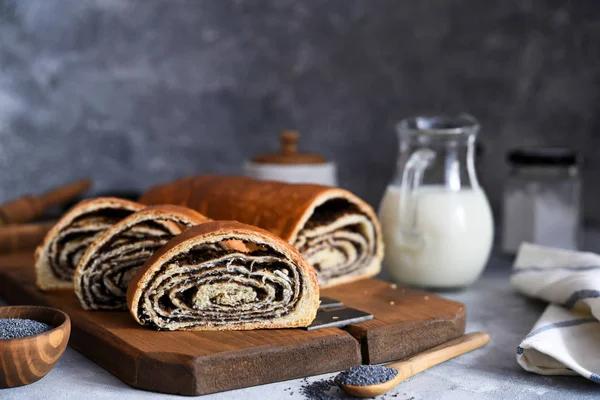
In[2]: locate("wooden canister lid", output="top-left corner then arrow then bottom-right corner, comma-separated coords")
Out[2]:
252,131 -> 327,164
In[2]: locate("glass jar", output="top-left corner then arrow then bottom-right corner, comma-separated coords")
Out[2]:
379,114 -> 494,289
502,148 -> 581,253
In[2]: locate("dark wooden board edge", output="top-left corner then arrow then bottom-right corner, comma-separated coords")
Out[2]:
322,278 -> 468,365
345,308 -> 467,364
135,332 -> 360,395
0,266 -> 362,396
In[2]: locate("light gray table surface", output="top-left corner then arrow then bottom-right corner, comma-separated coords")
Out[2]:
2,246 -> 600,399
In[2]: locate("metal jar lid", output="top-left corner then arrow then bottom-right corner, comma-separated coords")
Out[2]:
507,147 -> 578,167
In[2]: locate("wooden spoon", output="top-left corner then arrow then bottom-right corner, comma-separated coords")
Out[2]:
338,332 -> 490,398
0,178 -> 92,225
0,221 -> 55,253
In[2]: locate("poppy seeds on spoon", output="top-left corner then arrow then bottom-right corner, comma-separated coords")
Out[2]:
0,318 -> 53,339
335,365 -> 398,386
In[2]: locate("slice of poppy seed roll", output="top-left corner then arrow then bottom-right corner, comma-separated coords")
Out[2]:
126,221 -> 320,331
74,205 -> 210,310
35,197 -> 144,290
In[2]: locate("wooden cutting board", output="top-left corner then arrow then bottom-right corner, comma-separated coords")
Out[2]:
0,252 -> 465,396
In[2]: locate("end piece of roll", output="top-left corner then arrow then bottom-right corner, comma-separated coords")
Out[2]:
74,205 -> 210,310
35,197 -> 144,290
127,221 -> 320,331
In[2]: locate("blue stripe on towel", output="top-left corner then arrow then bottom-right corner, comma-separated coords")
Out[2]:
516,346 -> 524,355
563,290 -> 600,309
590,374 -> 600,383
512,266 -> 600,276
525,318 -> 598,339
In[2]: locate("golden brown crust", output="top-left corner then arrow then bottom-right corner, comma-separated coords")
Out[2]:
74,205 -> 210,309
35,197 -> 144,290
140,175 -> 384,286
140,176 -> 349,242
126,220 -> 320,330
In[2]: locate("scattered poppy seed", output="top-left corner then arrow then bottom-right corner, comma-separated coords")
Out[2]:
300,378 -> 337,400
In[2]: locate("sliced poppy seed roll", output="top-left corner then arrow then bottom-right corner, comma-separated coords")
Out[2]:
74,205 -> 210,310
126,221 -> 320,331
35,197 -> 144,290
140,175 -> 384,288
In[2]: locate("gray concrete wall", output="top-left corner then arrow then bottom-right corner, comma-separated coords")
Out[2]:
1,0 -> 599,220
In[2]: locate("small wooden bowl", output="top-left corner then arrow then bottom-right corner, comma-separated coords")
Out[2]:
0,305 -> 71,388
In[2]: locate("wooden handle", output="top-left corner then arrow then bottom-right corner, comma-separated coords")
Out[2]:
0,178 -> 91,224
0,196 -> 43,225
0,222 -> 54,253
38,178 -> 92,209
388,332 -> 490,379
280,131 -> 299,155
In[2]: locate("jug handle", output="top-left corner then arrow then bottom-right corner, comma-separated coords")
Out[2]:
397,149 -> 436,249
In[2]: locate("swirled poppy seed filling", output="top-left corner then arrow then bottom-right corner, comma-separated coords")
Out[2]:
47,208 -> 138,280
294,198 -> 378,283
136,241 -> 304,330
77,219 -> 181,310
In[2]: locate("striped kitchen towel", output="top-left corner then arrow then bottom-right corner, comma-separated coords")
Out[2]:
511,243 -> 600,383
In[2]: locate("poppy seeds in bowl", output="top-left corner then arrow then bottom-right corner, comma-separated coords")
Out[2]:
0,318 -> 53,340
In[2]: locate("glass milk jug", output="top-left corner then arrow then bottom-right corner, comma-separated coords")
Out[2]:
379,114 -> 494,289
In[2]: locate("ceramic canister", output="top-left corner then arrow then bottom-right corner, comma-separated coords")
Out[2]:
244,131 -> 338,186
